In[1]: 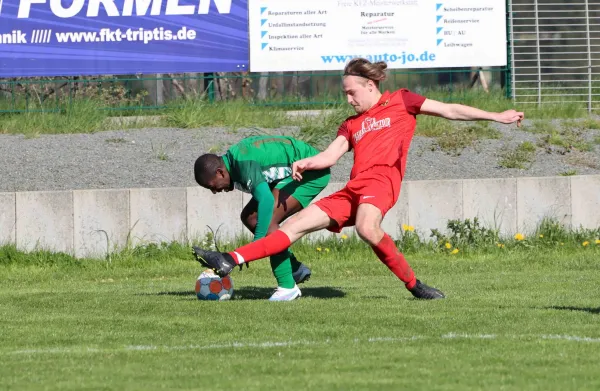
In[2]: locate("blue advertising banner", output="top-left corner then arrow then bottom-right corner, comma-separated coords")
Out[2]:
0,0 -> 249,77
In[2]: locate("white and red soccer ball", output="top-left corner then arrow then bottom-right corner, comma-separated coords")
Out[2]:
195,269 -> 234,301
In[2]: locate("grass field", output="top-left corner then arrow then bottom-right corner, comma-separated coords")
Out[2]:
0,89 -> 595,138
1,236 -> 599,391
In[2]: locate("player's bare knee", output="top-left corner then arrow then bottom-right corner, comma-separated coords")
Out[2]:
280,213 -> 303,234
356,223 -> 379,245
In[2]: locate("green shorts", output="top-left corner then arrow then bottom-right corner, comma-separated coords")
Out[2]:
272,168 -> 331,208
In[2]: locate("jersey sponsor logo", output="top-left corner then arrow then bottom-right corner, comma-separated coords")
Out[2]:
262,166 -> 292,183
353,117 -> 391,144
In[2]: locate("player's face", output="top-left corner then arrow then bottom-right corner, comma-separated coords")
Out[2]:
205,168 -> 232,194
343,76 -> 376,114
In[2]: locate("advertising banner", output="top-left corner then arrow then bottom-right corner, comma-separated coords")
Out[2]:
0,0 -> 249,77
249,0 -> 507,72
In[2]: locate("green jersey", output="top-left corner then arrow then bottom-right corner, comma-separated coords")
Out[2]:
221,135 -> 326,241
222,135 -> 319,195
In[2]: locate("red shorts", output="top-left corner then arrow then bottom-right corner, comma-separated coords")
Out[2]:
314,165 -> 402,233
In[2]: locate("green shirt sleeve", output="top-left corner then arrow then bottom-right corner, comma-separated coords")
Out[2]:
252,182 -> 274,240
231,158 -> 275,240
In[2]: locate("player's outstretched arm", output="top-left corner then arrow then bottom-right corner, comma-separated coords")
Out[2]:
292,136 -> 349,181
419,98 -> 524,126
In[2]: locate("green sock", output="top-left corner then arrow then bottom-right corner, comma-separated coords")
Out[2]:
270,250 -> 295,289
289,251 -> 302,273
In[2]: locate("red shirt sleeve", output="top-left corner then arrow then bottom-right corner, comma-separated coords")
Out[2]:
336,121 -> 353,151
400,89 -> 426,116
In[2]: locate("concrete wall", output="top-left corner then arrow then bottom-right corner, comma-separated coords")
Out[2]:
0,175 -> 598,258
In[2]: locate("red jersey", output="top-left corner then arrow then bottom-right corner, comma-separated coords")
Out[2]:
337,89 -> 426,179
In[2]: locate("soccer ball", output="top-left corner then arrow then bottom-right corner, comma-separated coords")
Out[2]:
195,269 -> 234,301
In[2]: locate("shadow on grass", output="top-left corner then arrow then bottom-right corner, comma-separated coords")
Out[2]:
545,306 -> 600,315
151,286 -> 346,300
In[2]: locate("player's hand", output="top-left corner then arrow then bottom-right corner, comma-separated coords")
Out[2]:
495,109 -> 524,127
292,160 -> 308,181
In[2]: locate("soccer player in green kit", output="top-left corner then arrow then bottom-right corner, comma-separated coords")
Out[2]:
193,135 -> 331,301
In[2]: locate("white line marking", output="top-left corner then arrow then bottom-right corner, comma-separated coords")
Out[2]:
442,332 -> 497,339
541,334 -> 600,343
0,0 -> 4,16
6,340 -> 317,356
2,333 -> 600,356
31,30 -> 36,44
47,29 -> 52,43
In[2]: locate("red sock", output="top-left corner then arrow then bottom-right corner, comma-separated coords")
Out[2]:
228,230 -> 291,265
371,233 -> 417,290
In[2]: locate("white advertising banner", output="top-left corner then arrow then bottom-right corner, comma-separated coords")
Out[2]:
249,0 -> 507,72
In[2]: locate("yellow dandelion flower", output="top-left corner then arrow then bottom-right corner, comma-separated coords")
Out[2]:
316,247 -> 322,252
445,242 -> 452,249
539,234 -> 544,238
402,224 -> 409,231
340,234 -> 348,240
583,241 -> 590,247
595,239 -> 600,245
514,233 -> 525,241
407,225 -> 415,232
497,243 -> 505,248
451,248 -> 459,255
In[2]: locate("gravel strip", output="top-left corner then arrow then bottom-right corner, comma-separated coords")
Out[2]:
1,121 -> 599,192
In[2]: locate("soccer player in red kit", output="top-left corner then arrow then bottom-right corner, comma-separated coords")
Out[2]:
193,58 -> 524,300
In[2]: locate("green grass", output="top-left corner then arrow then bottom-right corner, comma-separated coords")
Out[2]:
559,169 -> 578,176
149,140 -> 178,162
431,122 -> 502,156
541,126 -> 594,152
581,118 -> 600,129
498,141 -> 537,169
419,87 -> 587,119
0,100 -> 160,138
0,100 -> 107,137
521,119 -> 557,134
105,137 -> 127,144
0,88 -> 595,138
564,152 -> 600,170
498,116 -> 600,156
522,119 -> 598,153
162,99 -> 290,130
1,233 -> 599,390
